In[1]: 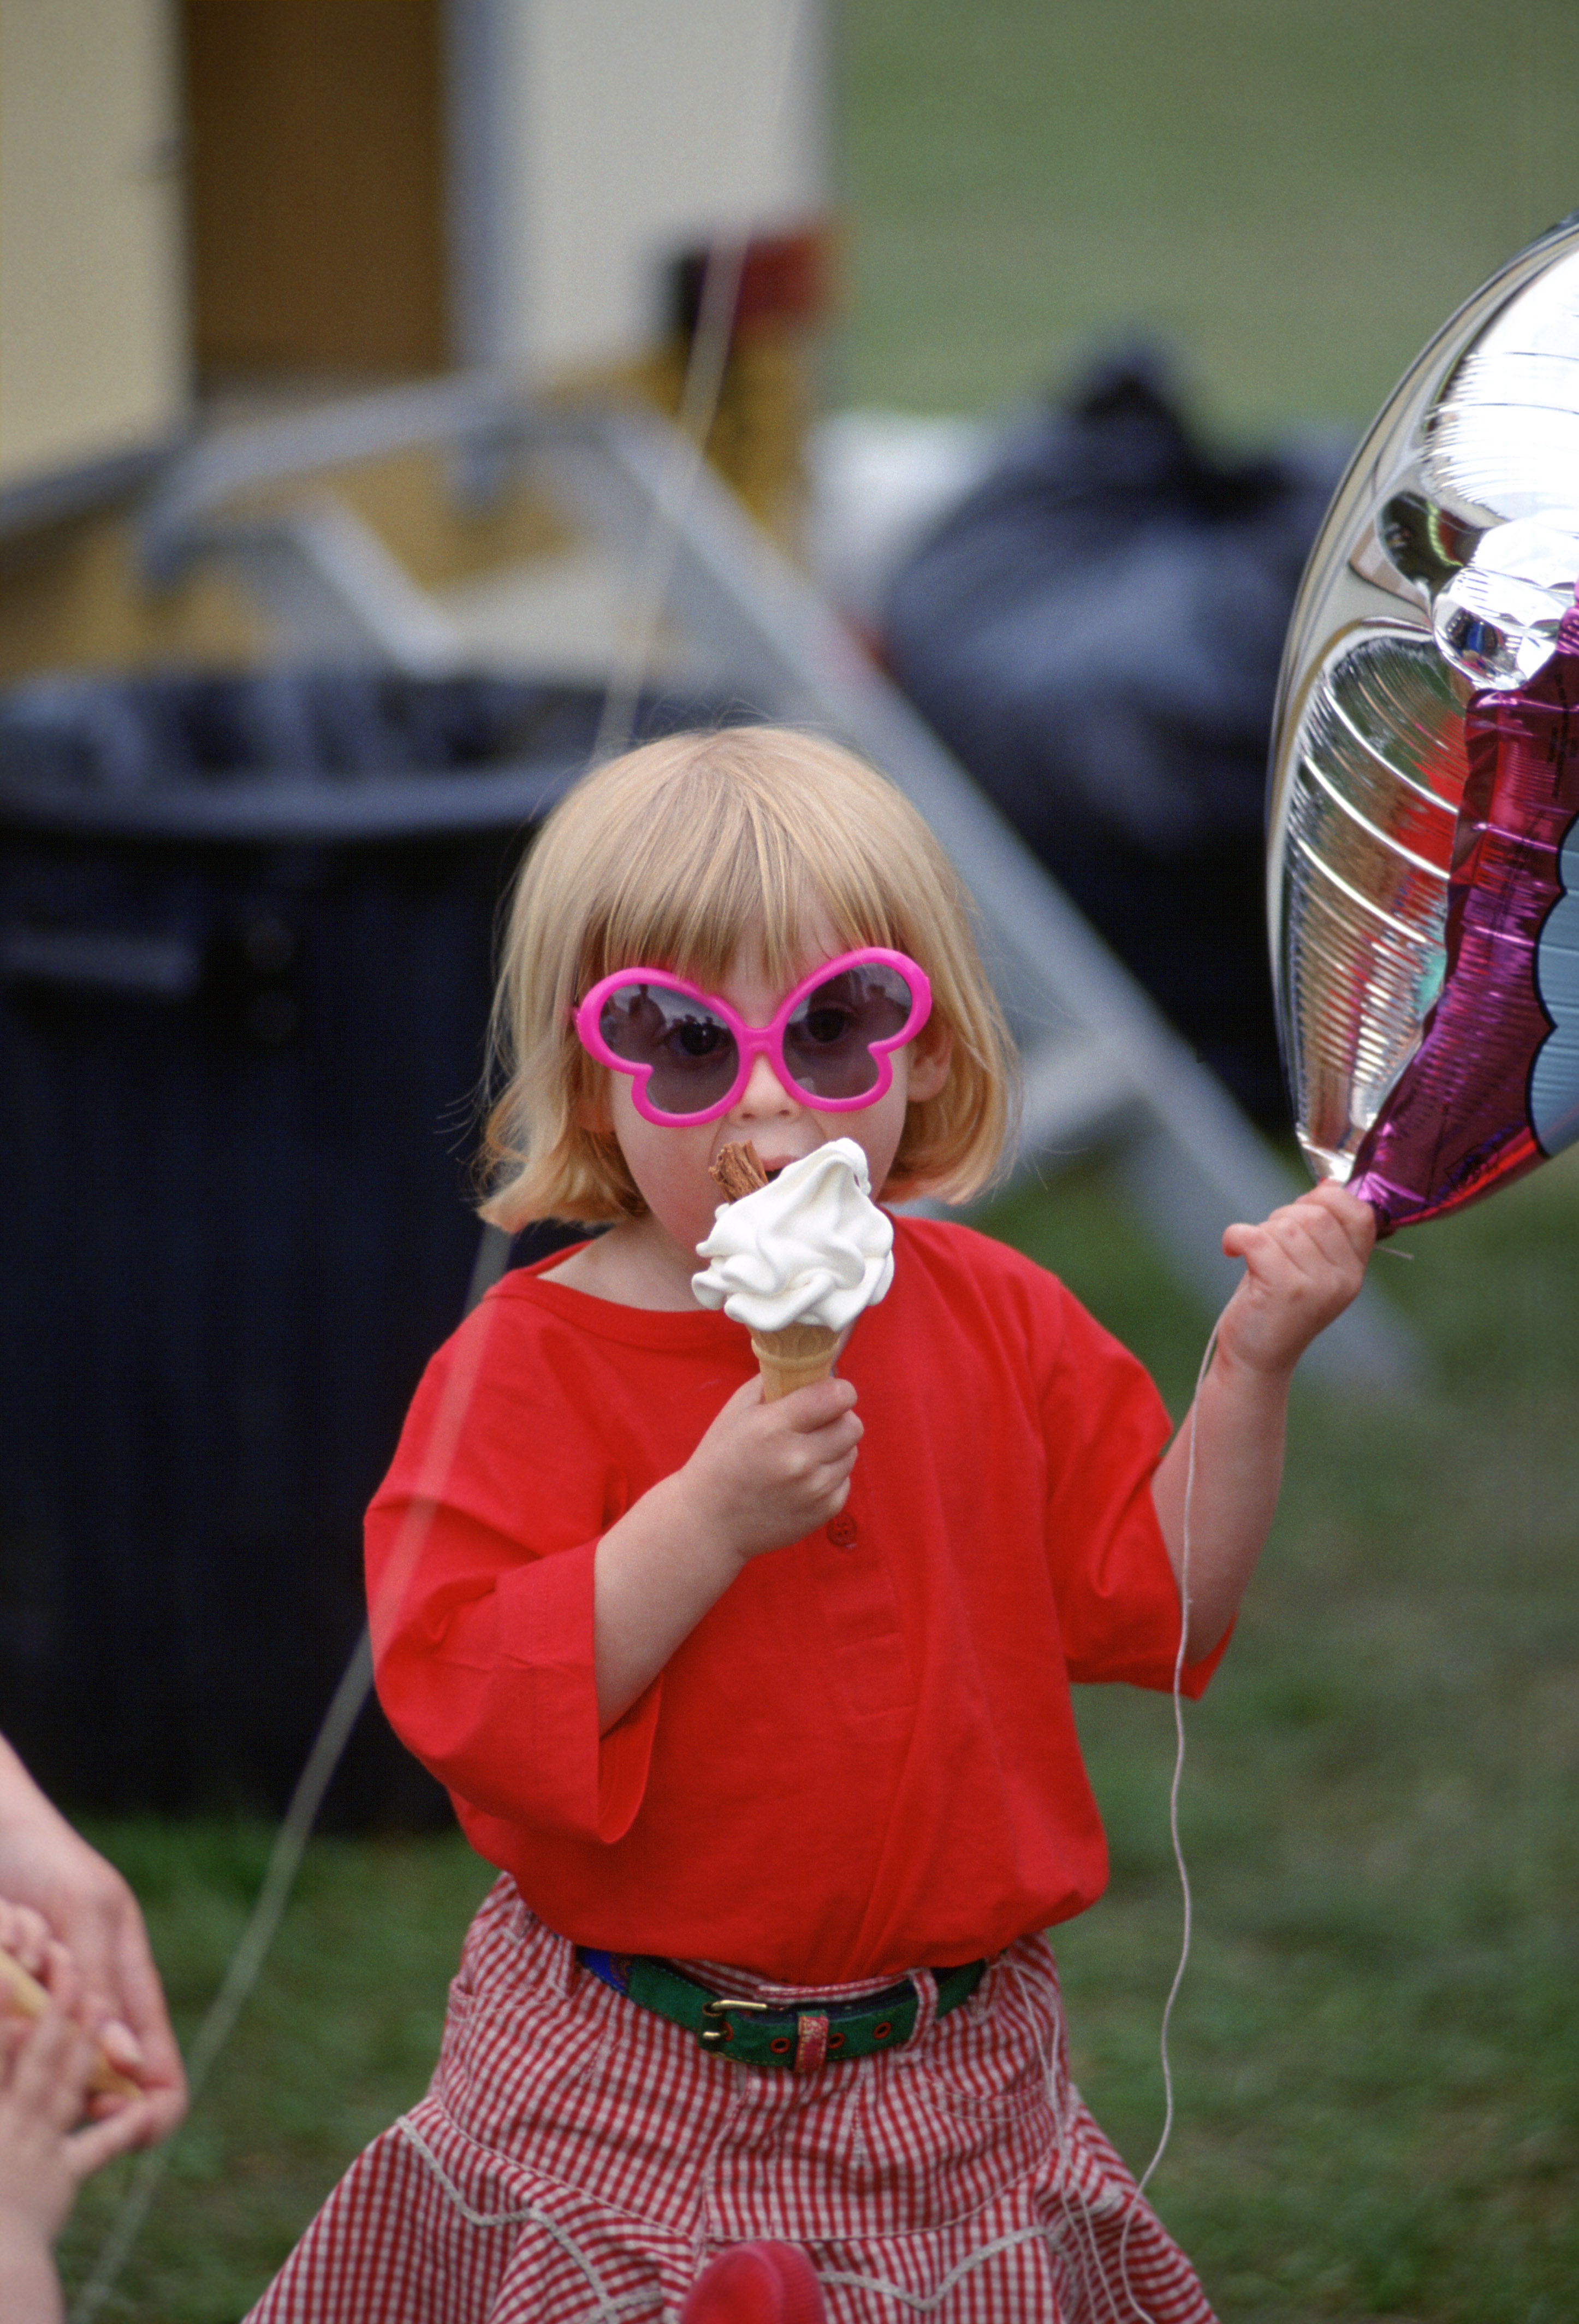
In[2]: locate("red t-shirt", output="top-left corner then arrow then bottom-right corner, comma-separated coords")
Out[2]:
366,1217 -> 1225,1984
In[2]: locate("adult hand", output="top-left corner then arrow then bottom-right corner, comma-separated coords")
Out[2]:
0,1739 -> 186,2143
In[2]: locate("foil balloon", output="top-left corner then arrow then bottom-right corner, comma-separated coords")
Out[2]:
1267,214 -> 1579,1231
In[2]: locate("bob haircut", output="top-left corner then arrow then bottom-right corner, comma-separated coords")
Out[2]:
479,726 -> 1018,1229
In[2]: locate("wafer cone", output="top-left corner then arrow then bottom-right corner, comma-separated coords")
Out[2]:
0,1944 -> 141,2099
749,1321 -> 841,1401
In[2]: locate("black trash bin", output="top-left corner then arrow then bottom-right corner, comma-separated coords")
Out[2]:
0,668 -> 723,1825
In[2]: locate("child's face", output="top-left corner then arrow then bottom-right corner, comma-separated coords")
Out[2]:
592,916 -> 951,1266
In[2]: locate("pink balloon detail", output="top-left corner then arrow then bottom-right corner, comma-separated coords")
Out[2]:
1350,600 -> 1579,1232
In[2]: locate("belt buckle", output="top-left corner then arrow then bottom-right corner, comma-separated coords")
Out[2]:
698,1995 -> 769,2052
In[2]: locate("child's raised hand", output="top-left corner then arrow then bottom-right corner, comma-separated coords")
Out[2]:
1218,1182 -> 1376,1379
682,1374 -> 863,1564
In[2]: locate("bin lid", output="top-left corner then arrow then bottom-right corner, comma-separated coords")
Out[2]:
0,668 -> 732,842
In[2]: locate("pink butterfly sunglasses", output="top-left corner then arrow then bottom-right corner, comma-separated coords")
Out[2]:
573,947 -> 933,1126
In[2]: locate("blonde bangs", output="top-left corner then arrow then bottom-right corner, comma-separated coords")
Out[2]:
478,727 -> 1018,1230
577,734 -> 923,987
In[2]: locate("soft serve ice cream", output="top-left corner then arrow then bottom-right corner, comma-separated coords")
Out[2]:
692,1137 -> 894,1396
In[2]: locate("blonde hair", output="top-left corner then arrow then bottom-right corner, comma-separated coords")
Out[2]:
479,726 -> 1017,1228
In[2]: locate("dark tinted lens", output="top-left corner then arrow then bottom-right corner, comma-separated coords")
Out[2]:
598,983 -> 739,1114
782,963 -> 914,1099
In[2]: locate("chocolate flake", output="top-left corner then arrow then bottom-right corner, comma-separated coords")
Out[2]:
709,1140 -> 770,1200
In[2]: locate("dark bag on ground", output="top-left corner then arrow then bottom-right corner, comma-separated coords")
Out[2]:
883,349 -> 1349,1122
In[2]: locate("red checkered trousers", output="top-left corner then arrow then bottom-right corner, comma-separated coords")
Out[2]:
243,1877 -> 1216,2324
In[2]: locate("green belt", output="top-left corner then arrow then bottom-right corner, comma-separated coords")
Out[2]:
577,1948 -> 987,2071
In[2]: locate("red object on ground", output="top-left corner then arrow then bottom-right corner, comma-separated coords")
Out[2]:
680,2242 -> 827,2324
675,226 -> 833,336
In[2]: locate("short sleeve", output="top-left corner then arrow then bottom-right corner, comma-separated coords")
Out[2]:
1041,1285 -> 1228,1699
365,1299 -> 661,1843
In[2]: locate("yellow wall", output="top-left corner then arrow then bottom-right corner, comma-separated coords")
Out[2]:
0,0 -> 189,490
0,0 -> 826,684
485,0 -> 825,375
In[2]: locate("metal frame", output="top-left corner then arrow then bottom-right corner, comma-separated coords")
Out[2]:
137,376 -> 1415,1386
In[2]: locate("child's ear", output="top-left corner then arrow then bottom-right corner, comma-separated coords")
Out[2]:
906,1023 -> 952,1104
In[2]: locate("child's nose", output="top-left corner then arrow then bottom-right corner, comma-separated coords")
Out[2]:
732,1048 -> 799,1118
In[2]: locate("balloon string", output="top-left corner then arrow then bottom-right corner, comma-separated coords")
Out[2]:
70,1637 -> 374,2320
68,1224 -> 515,2322
1116,1314 -> 1220,2316
591,4 -> 801,767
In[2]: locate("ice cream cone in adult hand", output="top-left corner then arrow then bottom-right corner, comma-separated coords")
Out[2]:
693,1138 -> 894,1397
0,1944 -> 141,2101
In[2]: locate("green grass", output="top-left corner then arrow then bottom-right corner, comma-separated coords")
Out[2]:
56,1824 -> 494,2321
829,26 -> 1579,2298
839,0 -> 1579,437
987,1158 -> 1579,2321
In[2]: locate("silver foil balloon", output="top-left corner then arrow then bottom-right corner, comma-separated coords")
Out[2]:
1268,215 -> 1579,1216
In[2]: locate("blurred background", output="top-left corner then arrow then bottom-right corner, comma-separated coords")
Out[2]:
1,0 -> 1577,2315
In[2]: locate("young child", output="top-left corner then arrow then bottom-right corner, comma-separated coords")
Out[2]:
0,1903 -> 156,2324
246,727 -> 1373,2324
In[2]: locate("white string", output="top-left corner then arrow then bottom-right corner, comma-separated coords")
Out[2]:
590,232 -> 749,768
816,2223 -> 1072,2313
1007,1945 -> 1134,2323
69,1229 -> 515,2323
71,1634 -> 375,2321
394,2118 -> 649,2323
591,0 -> 803,767
69,16 -> 806,2312
1111,1314 -> 1222,2321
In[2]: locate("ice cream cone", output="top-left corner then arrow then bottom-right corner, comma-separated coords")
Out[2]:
749,1321 -> 841,1401
694,1140 -> 893,1384
0,1944 -> 141,2099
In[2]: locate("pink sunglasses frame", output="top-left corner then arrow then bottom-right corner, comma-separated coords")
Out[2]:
574,946 -> 933,1125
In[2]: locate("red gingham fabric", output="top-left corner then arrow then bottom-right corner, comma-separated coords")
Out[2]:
243,1880 -> 1216,2324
